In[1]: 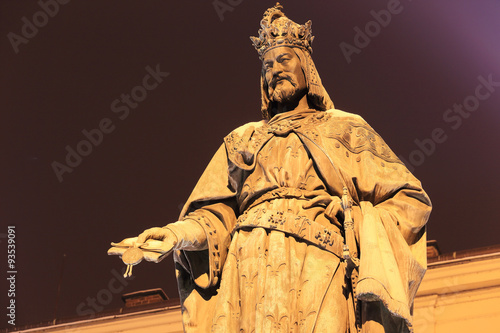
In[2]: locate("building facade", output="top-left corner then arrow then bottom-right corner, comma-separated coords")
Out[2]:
11,244 -> 500,333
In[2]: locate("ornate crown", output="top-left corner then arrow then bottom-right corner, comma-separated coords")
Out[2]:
250,3 -> 314,58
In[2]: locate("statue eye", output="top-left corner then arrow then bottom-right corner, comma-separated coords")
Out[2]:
277,54 -> 291,63
264,61 -> 274,71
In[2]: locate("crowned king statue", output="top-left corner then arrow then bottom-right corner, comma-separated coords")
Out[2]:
109,4 -> 431,332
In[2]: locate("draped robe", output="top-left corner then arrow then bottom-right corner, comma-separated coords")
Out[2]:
172,109 -> 431,332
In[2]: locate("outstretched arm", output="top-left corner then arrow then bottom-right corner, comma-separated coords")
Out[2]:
107,219 -> 208,263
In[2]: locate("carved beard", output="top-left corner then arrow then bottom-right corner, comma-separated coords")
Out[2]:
268,79 -> 299,104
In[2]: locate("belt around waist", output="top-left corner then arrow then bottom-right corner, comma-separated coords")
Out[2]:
244,187 -> 330,212
233,207 -> 344,258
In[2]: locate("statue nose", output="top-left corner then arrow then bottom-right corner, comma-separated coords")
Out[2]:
271,67 -> 283,78
273,62 -> 285,73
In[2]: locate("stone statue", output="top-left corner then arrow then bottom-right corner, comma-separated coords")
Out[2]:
109,4 -> 431,332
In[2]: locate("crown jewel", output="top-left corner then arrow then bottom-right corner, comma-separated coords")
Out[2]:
251,3 -> 314,58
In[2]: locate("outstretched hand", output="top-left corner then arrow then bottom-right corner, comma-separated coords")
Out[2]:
107,227 -> 178,263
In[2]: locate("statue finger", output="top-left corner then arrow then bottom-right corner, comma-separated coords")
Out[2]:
304,190 -> 330,198
325,201 -> 343,218
110,236 -> 138,248
136,227 -> 163,244
142,250 -> 169,263
107,246 -> 127,256
141,239 -> 167,250
303,195 -> 332,208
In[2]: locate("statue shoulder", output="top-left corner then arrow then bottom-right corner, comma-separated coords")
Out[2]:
325,109 -> 368,125
224,119 -> 269,147
227,120 -> 267,138
223,119 -> 269,169
322,109 -> 402,164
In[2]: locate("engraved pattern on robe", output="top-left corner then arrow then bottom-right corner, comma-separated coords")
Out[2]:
211,133 -> 349,332
174,109 -> 431,333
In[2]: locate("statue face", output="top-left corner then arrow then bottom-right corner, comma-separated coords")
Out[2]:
263,46 -> 307,105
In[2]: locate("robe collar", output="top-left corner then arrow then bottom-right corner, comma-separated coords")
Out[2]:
268,108 -> 320,126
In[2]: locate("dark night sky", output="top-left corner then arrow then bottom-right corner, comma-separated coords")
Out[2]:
1,0 -> 500,328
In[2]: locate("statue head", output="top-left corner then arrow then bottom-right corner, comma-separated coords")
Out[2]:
251,3 -> 334,120
262,46 -> 308,112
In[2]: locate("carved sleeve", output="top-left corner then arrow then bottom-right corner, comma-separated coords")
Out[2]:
164,219 -> 208,251
174,144 -> 239,289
